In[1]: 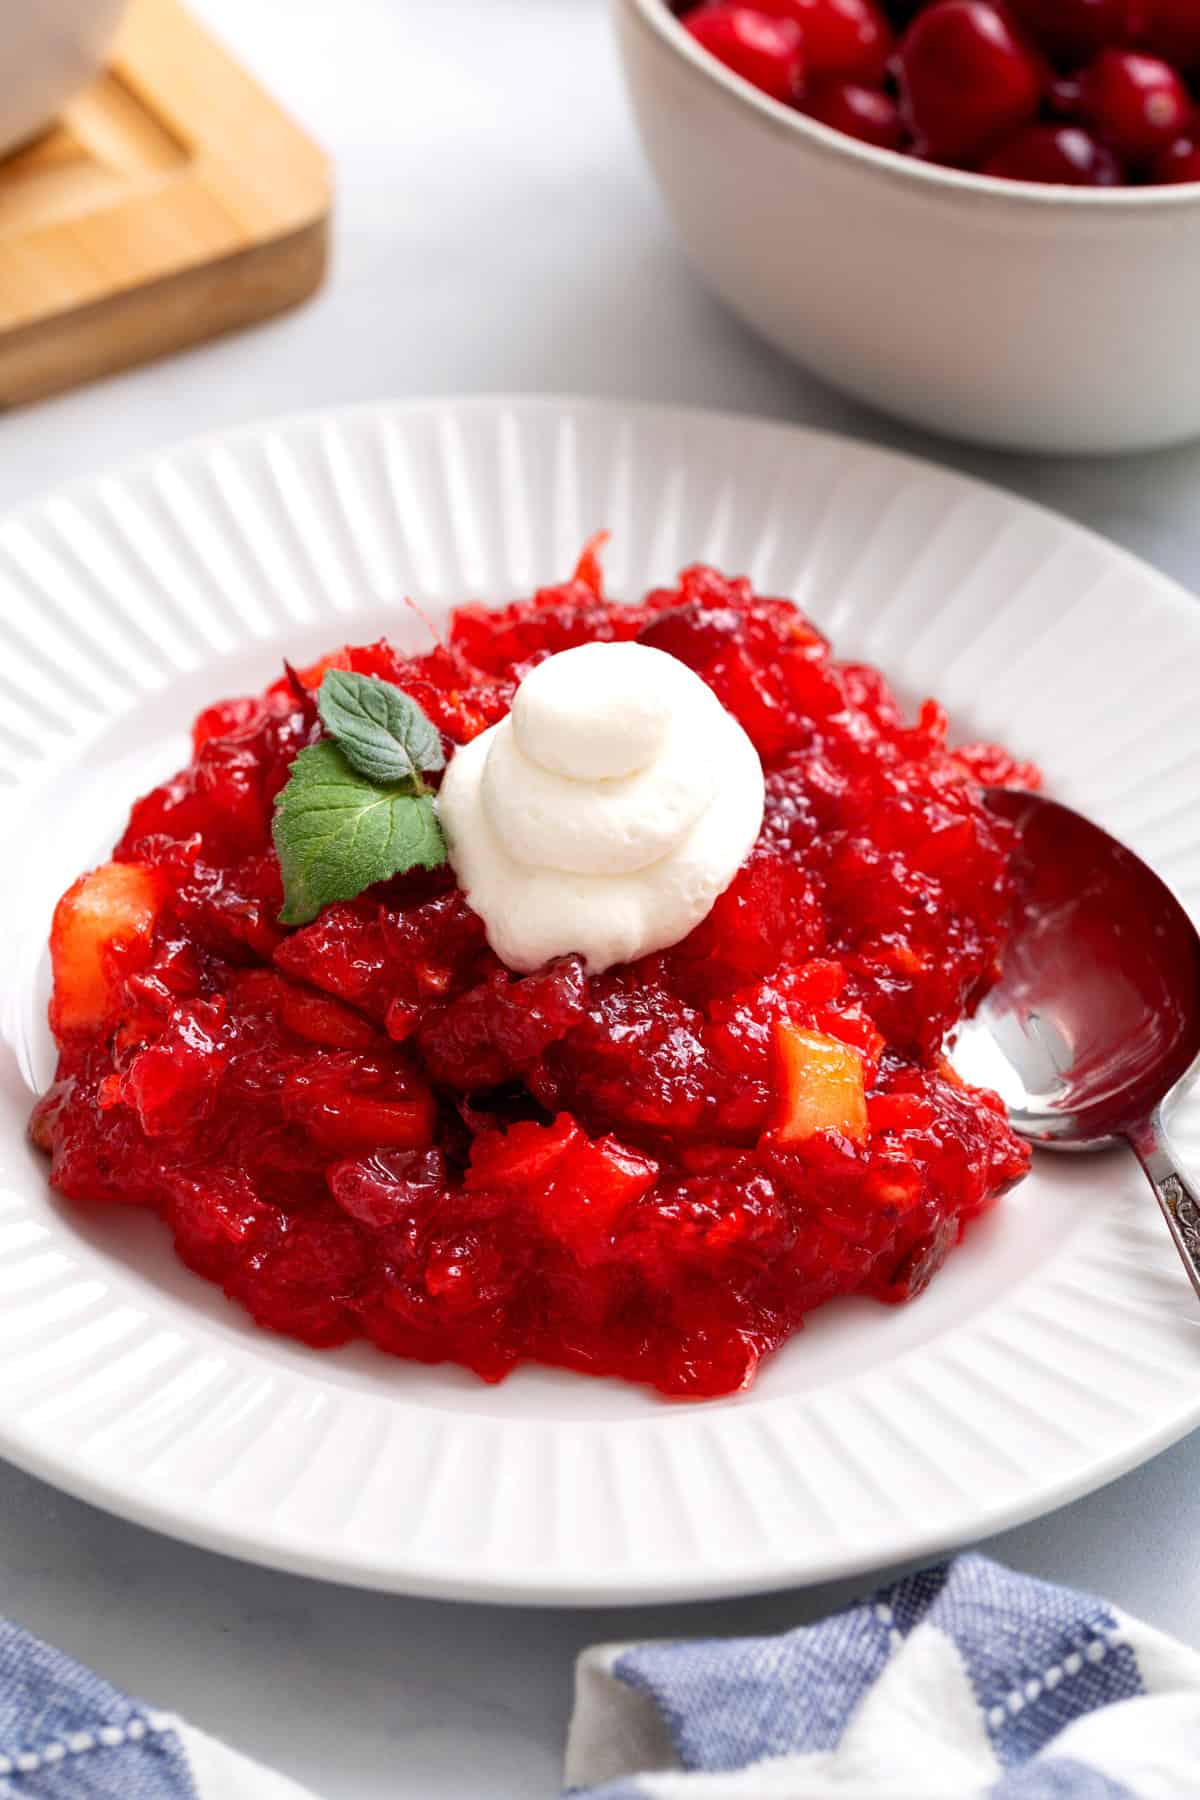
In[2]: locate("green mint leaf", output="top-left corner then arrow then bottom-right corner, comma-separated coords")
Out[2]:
273,740 -> 446,926
317,670 -> 445,786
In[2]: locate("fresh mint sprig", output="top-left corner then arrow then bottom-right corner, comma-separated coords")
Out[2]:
273,671 -> 447,926
317,668 -> 445,786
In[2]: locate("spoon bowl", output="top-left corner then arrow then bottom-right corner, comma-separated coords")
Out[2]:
955,789 -> 1200,1295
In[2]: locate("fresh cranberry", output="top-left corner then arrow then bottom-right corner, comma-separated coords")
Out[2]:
806,81 -> 904,147
1141,1 -> 1200,73
1151,132 -> 1200,181
981,123 -> 1122,183
897,2 -> 1043,164
683,5 -> 806,103
1007,0 -> 1144,64
1078,49 -> 1190,162
750,0 -> 893,85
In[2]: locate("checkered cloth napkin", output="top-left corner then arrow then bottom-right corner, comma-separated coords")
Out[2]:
566,1556 -> 1200,1798
0,1618 -> 308,1798
0,1554 -> 1197,1795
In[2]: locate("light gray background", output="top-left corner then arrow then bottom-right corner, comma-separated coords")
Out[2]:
2,2 -> 1199,1795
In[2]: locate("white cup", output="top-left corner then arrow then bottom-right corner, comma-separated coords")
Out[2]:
2,0 -> 131,159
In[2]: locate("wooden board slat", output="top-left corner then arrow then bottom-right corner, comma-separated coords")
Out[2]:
0,0 -> 331,406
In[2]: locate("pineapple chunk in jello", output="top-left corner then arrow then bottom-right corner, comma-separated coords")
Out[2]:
48,861 -> 165,1034
770,1022 -> 870,1146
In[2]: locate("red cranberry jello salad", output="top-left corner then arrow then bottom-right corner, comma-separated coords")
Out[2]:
32,545 -> 1036,1397
674,0 -> 1200,188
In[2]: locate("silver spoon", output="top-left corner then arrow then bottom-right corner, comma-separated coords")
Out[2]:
953,789 -> 1200,1299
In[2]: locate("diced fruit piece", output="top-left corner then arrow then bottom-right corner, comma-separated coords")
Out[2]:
121,1002 -> 229,1137
769,1022 -> 869,1144
787,957 -> 848,1005
547,1135 -> 659,1264
49,861 -> 166,1033
283,1057 -> 436,1152
466,1114 -> 585,1189
683,5 -> 806,104
271,984 -> 377,1049
233,968 -> 378,1049
290,1090 -> 436,1153
273,901 -> 395,1014
867,1092 -> 936,1133
468,1115 -> 656,1264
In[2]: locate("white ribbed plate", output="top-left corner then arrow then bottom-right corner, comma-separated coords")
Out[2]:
1,396 -> 1199,1605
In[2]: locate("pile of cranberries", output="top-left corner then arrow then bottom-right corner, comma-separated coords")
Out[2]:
673,0 -> 1200,185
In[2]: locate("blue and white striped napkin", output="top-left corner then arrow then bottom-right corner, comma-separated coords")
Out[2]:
1,1554 -> 1198,1795
566,1556 -> 1200,1797
0,1614 -> 309,1798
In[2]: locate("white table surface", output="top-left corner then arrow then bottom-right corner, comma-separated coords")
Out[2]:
4,2 -> 1200,1794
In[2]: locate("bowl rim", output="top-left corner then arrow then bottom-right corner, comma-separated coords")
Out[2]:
621,0 -> 1200,211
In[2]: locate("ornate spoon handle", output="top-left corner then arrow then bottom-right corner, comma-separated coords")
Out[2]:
1127,1109 -> 1200,1303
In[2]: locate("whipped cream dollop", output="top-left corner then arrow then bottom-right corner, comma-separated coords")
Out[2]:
437,641 -> 764,973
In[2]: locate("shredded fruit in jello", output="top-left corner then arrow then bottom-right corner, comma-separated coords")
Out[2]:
31,547 -> 1037,1397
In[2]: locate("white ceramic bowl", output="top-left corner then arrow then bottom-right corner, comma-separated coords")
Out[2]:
1,0 -> 130,160
615,0 -> 1200,454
